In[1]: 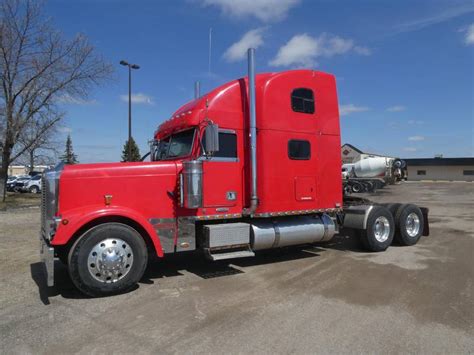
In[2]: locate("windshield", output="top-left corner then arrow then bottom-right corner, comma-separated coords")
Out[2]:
154,129 -> 195,161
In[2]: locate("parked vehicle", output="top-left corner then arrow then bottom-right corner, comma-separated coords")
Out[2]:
22,175 -> 42,193
342,157 -> 406,193
14,176 -> 32,192
40,49 -> 429,297
6,176 -> 18,192
29,171 -> 43,177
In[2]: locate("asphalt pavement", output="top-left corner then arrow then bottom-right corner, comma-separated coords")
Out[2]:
0,182 -> 473,353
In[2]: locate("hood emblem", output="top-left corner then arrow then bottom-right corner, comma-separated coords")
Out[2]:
104,195 -> 113,206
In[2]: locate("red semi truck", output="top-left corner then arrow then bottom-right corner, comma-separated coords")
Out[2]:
40,49 -> 429,297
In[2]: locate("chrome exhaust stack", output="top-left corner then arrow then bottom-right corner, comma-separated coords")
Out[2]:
194,81 -> 201,99
245,47 -> 258,216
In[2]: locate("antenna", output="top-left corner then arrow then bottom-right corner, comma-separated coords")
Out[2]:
208,27 -> 212,74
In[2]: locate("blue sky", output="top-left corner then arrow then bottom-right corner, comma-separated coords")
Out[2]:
46,0 -> 473,162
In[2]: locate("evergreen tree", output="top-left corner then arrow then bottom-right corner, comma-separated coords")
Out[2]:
60,134 -> 79,164
121,137 -> 141,162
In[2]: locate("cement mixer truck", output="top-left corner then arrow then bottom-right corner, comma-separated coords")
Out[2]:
342,157 -> 406,193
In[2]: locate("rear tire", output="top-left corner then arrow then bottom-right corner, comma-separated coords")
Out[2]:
394,204 -> 424,246
68,223 -> 148,297
351,182 -> 363,193
359,206 -> 395,252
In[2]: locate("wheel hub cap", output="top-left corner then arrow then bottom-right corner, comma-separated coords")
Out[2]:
374,216 -> 390,243
406,212 -> 420,237
88,238 -> 133,283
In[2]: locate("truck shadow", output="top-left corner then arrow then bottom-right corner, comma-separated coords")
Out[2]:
318,229 -> 368,253
144,246 -> 323,282
30,261 -> 96,304
30,229 -> 365,304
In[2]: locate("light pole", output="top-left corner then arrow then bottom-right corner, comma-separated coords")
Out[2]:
120,60 -> 140,161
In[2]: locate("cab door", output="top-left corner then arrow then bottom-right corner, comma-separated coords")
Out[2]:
201,130 -> 242,212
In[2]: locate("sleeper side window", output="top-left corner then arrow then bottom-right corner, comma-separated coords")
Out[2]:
291,88 -> 315,114
288,140 -> 311,160
202,131 -> 238,159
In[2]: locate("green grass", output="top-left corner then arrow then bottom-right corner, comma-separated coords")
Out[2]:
1,192 -> 41,210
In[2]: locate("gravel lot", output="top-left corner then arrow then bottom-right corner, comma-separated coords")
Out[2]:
1,182 -> 473,354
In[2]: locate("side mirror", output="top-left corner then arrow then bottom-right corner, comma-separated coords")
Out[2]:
204,123 -> 219,155
149,139 -> 159,161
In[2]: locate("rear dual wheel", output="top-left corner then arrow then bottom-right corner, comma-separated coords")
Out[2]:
393,204 -> 424,246
68,223 -> 148,297
359,206 -> 395,252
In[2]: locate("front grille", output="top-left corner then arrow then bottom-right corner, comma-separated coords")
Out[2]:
40,163 -> 64,241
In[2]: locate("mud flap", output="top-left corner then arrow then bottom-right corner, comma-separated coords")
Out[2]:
420,207 -> 430,236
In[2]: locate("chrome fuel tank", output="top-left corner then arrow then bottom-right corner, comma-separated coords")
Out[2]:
250,215 -> 336,251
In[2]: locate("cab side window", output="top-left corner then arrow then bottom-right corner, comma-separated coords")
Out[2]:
291,88 -> 315,114
288,139 -> 311,160
202,131 -> 237,158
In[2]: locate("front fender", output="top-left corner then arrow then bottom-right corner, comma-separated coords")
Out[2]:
51,205 -> 164,257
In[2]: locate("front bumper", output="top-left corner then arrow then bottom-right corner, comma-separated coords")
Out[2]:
40,235 -> 55,287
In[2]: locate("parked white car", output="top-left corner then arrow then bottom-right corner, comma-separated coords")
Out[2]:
22,175 -> 42,193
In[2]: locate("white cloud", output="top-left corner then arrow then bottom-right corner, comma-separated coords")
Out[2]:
339,104 -> 370,116
387,105 -> 406,112
223,28 -> 265,62
58,126 -> 73,134
403,147 -> 418,152
120,93 -> 155,105
393,4 -> 474,34
408,120 -> 424,125
354,46 -> 372,55
200,0 -> 300,22
408,135 -> 425,141
464,23 -> 474,45
269,33 -> 370,67
57,94 -> 97,105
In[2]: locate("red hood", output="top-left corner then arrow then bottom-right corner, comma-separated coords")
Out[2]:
62,161 -> 177,179
59,161 -> 179,216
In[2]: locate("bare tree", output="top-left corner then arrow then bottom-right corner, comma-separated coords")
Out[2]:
13,113 -> 61,171
0,0 -> 113,200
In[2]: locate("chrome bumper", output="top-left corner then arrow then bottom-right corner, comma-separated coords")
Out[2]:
40,235 -> 55,287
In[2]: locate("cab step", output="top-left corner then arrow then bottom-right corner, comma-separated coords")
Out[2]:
205,247 -> 255,261
203,222 -> 255,261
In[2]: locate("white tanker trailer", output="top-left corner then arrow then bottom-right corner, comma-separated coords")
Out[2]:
343,157 -> 406,193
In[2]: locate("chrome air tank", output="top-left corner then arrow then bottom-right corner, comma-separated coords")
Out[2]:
250,215 -> 336,251
181,160 -> 203,209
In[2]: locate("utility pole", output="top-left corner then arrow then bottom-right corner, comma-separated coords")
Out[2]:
120,60 -> 140,161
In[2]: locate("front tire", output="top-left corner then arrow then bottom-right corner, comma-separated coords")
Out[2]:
68,223 -> 148,297
359,206 -> 395,252
29,186 -> 39,194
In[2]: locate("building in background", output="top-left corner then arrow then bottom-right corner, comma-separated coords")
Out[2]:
404,158 -> 474,182
7,165 -> 49,176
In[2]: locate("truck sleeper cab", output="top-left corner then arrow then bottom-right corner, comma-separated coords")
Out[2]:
40,49 -> 429,297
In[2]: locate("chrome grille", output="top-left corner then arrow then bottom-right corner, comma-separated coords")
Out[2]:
40,163 -> 64,240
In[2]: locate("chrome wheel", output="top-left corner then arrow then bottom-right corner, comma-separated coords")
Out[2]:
373,216 -> 390,243
405,212 -> 421,237
87,238 -> 134,283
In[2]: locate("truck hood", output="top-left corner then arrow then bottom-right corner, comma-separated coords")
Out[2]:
61,161 -> 177,179
58,161 -> 179,216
